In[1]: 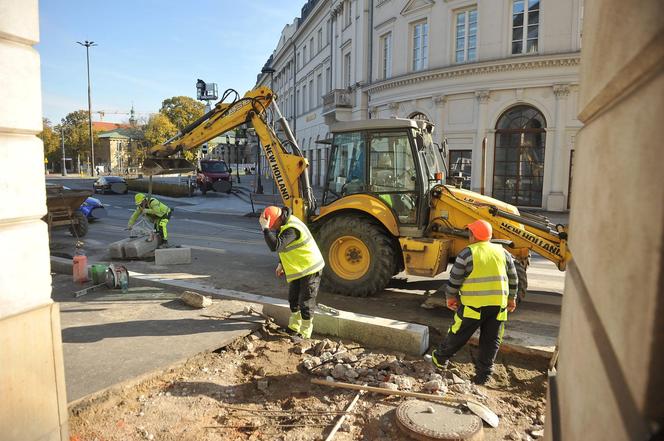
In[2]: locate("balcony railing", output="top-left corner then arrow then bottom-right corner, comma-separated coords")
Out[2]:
323,89 -> 352,113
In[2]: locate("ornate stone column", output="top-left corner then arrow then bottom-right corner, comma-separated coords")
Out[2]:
546,84 -> 570,211
473,90 -> 491,192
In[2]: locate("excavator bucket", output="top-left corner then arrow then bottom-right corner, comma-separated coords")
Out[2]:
141,158 -> 196,176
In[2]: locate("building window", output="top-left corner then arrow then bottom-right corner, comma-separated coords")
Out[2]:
318,28 -> 323,51
310,37 -> 314,59
493,105 -> 546,207
409,112 -> 429,121
449,150 -> 472,190
302,85 -> 307,111
344,0 -> 352,27
297,52 -> 301,69
343,52 -> 352,88
326,66 -> 331,92
380,32 -> 392,80
412,20 -> 429,71
455,7 -> 478,63
568,149 -> 574,209
316,73 -> 323,106
309,79 -> 314,110
512,0 -> 539,55
326,20 -> 331,44
296,89 -> 300,115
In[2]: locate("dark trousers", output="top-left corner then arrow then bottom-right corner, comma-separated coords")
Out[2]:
288,271 -> 321,320
436,304 -> 506,376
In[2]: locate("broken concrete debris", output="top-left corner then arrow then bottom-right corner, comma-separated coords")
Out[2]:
179,290 -> 212,308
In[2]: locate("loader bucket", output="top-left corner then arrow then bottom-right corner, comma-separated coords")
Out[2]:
141,158 -> 196,176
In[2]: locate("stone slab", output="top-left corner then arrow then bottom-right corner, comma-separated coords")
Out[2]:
109,237 -> 158,259
154,247 -> 191,265
262,303 -> 429,356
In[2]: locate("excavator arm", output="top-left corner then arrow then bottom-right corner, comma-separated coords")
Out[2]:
144,87 -> 315,220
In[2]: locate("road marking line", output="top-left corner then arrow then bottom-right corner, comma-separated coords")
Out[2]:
183,219 -> 260,235
181,244 -> 227,254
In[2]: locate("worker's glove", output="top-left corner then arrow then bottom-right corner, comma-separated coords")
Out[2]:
275,263 -> 284,278
258,214 -> 270,230
507,298 -> 517,313
446,297 -> 459,312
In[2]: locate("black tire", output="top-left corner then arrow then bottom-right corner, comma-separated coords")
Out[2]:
515,254 -> 530,302
69,211 -> 89,237
318,215 -> 397,297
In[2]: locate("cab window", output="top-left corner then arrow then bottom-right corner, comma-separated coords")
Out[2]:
368,131 -> 418,224
325,132 -> 366,200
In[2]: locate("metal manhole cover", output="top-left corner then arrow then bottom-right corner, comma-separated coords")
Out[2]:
395,399 -> 484,441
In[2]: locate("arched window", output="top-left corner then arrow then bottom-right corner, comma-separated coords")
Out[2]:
409,112 -> 429,121
493,105 -> 546,207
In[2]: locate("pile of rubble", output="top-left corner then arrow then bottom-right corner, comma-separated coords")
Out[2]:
300,338 -> 486,400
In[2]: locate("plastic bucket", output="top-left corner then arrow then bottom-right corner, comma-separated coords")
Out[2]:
90,264 -> 109,284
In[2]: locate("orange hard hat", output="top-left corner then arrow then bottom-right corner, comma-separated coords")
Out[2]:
467,219 -> 492,241
262,206 -> 282,229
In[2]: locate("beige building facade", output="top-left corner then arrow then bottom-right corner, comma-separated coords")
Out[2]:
0,1 -> 69,440
258,0 -> 583,211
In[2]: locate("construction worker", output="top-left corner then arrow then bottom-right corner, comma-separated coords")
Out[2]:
259,206 -> 325,339
430,219 -> 518,385
128,193 -> 172,248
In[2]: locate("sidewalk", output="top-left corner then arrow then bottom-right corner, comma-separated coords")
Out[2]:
52,273 -> 261,403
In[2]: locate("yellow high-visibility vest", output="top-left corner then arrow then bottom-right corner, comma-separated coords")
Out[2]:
459,241 -> 509,319
278,216 -> 325,283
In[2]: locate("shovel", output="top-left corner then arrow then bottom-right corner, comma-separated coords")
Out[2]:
311,378 -> 499,428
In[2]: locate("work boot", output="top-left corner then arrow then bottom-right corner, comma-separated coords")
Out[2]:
159,240 -> 169,249
287,311 -> 302,334
429,350 -> 450,371
298,319 -> 313,339
472,372 -> 490,385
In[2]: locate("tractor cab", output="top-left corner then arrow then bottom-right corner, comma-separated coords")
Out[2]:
322,119 -> 446,231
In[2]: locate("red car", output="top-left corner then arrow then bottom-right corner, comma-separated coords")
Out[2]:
197,160 -> 232,194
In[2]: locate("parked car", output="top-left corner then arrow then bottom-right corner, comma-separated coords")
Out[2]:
197,160 -> 232,194
93,176 -> 128,194
63,186 -> 107,221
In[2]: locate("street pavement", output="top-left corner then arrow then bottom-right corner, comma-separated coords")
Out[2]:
48,176 -> 566,355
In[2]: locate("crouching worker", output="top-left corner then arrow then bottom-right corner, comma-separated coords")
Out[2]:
430,219 -> 518,385
128,193 -> 172,248
259,206 -> 325,339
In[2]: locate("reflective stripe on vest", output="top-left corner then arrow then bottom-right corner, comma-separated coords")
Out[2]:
278,216 -> 325,283
460,242 -> 509,312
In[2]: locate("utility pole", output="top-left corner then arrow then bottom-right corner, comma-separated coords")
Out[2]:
77,40 -> 97,176
60,127 -> 67,176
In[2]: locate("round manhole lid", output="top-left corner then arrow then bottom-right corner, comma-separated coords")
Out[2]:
395,399 -> 484,441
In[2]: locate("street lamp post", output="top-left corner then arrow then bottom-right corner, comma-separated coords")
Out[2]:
77,40 -> 97,176
60,126 -> 67,176
235,137 -> 241,184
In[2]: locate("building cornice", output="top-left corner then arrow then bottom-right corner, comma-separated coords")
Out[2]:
364,53 -> 581,94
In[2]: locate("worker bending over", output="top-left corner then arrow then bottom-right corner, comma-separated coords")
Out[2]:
128,193 -> 172,248
430,219 -> 518,385
259,206 -> 325,339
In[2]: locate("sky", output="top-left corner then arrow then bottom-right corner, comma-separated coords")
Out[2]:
38,0 -> 304,124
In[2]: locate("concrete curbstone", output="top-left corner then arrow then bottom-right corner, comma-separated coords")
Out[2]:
154,247 -> 191,265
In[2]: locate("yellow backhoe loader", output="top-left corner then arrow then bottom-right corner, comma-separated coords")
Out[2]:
145,86 -> 570,298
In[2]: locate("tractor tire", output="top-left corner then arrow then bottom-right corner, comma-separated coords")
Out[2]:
318,215 -> 396,297
69,211 -> 89,238
515,254 -> 530,302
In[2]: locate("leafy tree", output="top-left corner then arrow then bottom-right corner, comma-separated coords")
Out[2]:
159,96 -> 205,131
60,110 -> 99,165
39,118 -> 61,168
143,113 -> 177,148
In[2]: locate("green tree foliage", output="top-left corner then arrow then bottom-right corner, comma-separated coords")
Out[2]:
61,110 -> 99,163
159,96 -> 205,131
143,113 -> 177,148
38,118 -> 60,167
